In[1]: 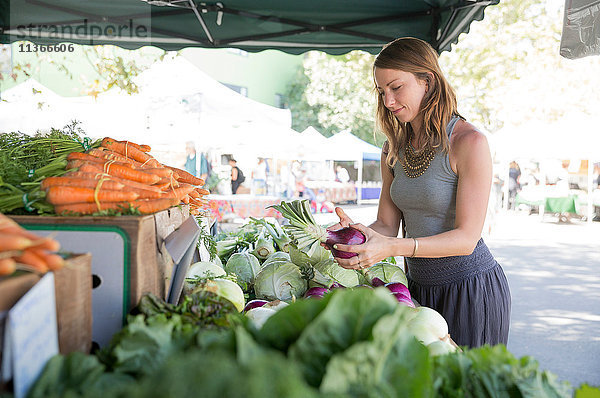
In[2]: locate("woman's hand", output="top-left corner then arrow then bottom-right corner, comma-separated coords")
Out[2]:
326,207 -> 354,231
332,223 -> 392,270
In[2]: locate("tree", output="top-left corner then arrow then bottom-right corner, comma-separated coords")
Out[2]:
439,0 -> 600,132
1,42 -> 166,98
284,0 -> 600,138
284,51 -> 380,145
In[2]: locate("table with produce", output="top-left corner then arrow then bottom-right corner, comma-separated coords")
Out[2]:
0,129 -> 581,397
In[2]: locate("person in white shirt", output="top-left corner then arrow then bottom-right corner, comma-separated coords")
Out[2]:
252,158 -> 268,195
336,165 -> 351,183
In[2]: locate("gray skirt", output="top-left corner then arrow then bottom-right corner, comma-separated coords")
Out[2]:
406,239 -> 511,348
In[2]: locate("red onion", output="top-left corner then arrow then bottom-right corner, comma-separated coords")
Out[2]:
243,299 -> 269,312
325,227 -> 366,259
304,287 -> 329,298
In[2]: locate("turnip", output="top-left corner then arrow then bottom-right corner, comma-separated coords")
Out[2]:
268,200 -> 366,259
243,299 -> 269,312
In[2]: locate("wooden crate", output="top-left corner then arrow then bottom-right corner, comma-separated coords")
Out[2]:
9,206 -> 190,347
54,254 -> 92,355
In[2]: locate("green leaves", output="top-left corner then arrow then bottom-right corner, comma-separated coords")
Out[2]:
432,345 -> 571,398
321,307 -> 433,397
288,288 -> 398,387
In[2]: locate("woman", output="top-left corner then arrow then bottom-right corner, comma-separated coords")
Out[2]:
229,158 -> 245,194
328,37 -> 511,348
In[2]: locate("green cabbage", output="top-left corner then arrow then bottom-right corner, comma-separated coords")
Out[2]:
254,261 -> 307,301
263,251 -> 291,266
365,262 -> 408,286
192,278 -> 245,312
225,252 -> 261,288
184,261 -> 227,294
312,258 -> 360,288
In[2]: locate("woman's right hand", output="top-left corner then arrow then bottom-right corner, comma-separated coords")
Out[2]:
327,207 -> 354,231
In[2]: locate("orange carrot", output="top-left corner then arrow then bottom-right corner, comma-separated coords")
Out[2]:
162,183 -> 196,201
166,166 -> 205,186
41,176 -> 125,191
188,189 -> 200,199
124,188 -> 168,200
64,171 -> 163,193
197,188 -> 210,196
0,258 -> 17,276
54,198 -> 179,215
46,186 -> 139,205
189,197 -> 209,206
28,237 -> 61,252
181,195 -> 190,204
155,177 -> 179,188
0,234 -> 32,251
67,154 -> 138,170
67,152 -> 106,164
77,162 -> 161,185
101,138 -> 161,168
141,168 -> 173,178
31,249 -> 64,271
116,140 -> 152,153
88,148 -> 138,166
0,221 -> 47,241
15,250 -> 49,273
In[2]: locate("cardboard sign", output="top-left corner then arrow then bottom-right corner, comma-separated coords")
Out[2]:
2,273 -> 59,398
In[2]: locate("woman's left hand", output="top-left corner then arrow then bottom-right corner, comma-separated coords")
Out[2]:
332,223 -> 392,270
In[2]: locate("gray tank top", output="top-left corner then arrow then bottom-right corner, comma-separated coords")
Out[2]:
389,115 -> 461,238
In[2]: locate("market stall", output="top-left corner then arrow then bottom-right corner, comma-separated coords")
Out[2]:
1,1 -> 586,397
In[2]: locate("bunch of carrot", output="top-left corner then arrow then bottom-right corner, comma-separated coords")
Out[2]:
40,137 -> 210,216
0,213 -> 64,276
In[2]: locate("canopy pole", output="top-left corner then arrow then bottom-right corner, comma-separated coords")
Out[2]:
188,0 -> 215,44
587,158 -> 594,224
357,155 -> 364,205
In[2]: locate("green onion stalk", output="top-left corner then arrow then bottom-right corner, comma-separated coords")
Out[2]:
268,200 -> 328,257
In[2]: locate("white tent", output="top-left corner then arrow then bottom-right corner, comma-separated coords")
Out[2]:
326,130 -> 382,202
493,114 -> 600,222
327,130 -> 381,161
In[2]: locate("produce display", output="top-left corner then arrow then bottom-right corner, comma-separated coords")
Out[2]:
0,127 -> 210,216
16,196 -> 594,397
0,212 -> 63,275
27,288 -> 574,398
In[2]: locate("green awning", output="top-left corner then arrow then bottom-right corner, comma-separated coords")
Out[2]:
1,0 -> 498,54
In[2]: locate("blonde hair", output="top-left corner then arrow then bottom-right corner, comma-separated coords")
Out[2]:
374,37 -> 461,170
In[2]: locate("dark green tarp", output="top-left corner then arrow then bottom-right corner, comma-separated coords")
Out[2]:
1,0 -> 498,54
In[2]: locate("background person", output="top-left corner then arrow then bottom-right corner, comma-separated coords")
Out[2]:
229,158 -> 245,194
335,165 -> 351,183
252,157 -> 267,195
184,141 -> 197,176
325,37 -> 511,348
508,161 -> 521,209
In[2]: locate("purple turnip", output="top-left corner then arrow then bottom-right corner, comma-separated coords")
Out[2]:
268,200 -> 366,259
304,287 -> 330,299
393,293 -> 416,307
385,282 -> 411,298
243,299 -> 269,312
371,277 -> 385,287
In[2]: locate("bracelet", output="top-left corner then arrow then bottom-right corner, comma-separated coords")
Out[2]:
410,238 -> 419,257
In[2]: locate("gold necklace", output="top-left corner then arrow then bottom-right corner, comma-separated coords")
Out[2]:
402,142 -> 435,178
